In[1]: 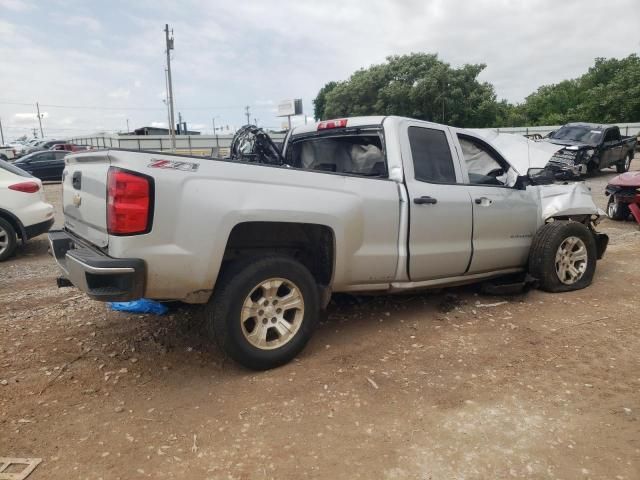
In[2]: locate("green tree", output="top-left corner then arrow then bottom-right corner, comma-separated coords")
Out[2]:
312,81 -> 339,120
521,54 -> 640,125
316,53 -> 505,127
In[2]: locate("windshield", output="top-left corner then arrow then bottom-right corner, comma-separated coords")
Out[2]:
14,152 -> 40,164
549,126 -> 602,145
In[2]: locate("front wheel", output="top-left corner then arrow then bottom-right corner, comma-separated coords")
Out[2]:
607,196 -> 629,221
529,221 -> 597,292
205,256 -> 319,370
616,153 -> 632,173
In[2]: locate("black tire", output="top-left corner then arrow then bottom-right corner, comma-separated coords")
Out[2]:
607,196 -> 629,221
0,217 -> 18,262
205,255 -> 319,370
529,221 -> 597,293
616,152 -> 632,173
0,154 -> 8,161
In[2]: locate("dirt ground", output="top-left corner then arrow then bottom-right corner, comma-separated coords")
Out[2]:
1,160 -> 639,480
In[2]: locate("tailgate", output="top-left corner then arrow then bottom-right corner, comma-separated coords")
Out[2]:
63,151 -> 111,248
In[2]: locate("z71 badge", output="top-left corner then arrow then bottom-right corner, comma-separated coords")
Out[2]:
148,159 -> 199,172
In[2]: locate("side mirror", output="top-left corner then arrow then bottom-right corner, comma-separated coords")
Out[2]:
527,167 -> 555,185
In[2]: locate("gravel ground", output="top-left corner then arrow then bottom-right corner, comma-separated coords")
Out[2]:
1,160 -> 639,480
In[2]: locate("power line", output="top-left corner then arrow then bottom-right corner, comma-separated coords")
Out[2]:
0,100 -> 279,111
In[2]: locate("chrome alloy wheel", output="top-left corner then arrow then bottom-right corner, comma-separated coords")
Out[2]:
555,236 -> 588,285
240,278 -> 305,350
0,225 -> 9,257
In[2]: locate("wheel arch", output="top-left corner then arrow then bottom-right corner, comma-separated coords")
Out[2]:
0,208 -> 27,242
220,221 -> 336,290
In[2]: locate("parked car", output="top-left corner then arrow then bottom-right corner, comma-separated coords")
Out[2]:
24,139 -> 67,155
0,160 -> 54,261
13,150 -> 68,181
50,143 -> 92,152
0,146 -> 16,161
546,123 -> 637,176
49,116 -> 608,370
605,171 -> 640,224
8,141 -> 29,158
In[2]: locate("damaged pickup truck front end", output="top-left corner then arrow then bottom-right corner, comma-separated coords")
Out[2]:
474,128 -> 608,257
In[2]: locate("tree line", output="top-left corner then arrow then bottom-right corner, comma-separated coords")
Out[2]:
313,53 -> 640,127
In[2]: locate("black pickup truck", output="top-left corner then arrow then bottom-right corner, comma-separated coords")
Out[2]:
545,123 -> 636,176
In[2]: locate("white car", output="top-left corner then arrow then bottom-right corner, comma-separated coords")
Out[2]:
0,160 -> 55,261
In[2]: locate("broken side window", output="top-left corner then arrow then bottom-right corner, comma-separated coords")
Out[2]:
287,134 -> 387,178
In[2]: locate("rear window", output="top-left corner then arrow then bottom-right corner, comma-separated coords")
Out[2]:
286,133 -> 386,177
0,159 -> 32,178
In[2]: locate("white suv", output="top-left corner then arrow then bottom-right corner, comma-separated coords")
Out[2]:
0,160 -> 54,261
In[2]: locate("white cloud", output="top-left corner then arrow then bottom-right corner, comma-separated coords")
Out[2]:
108,88 -> 131,99
0,0 -> 33,12
60,14 -> 102,32
150,121 -> 166,128
13,112 -> 48,124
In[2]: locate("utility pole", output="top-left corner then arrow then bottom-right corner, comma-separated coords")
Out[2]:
32,128 -> 38,138
212,118 -> 219,148
245,106 -> 250,125
126,118 -> 130,133
178,112 -> 182,134
0,117 -> 4,144
164,24 -> 176,149
36,102 -> 44,138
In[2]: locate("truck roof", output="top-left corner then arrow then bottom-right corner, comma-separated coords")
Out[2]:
290,116 -> 387,136
564,122 -> 614,130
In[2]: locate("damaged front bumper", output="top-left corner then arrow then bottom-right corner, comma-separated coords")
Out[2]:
547,160 -> 586,179
48,230 -> 146,302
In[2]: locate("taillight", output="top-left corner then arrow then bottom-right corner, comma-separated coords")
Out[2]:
9,181 -> 40,193
107,168 -> 152,235
317,119 -> 348,130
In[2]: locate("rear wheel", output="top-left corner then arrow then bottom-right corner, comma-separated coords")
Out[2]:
529,221 -> 597,292
0,218 -> 18,262
205,256 -> 319,370
616,152 -> 632,173
607,196 -> 629,221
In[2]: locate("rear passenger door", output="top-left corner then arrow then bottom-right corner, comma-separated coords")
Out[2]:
402,121 -> 473,281
601,128 -> 622,168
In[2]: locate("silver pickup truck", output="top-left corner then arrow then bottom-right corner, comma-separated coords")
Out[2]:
49,116 -> 608,369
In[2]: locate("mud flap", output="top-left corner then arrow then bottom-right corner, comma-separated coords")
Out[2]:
594,233 -> 609,260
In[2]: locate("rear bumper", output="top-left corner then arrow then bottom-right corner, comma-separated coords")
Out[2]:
25,218 -> 54,240
48,229 -> 146,301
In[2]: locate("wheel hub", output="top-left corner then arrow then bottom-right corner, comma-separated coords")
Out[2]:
555,236 -> 588,285
240,278 -> 304,350
0,226 -> 8,255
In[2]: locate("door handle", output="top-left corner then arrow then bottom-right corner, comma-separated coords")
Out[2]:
474,197 -> 493,206
414,196 -> 438,205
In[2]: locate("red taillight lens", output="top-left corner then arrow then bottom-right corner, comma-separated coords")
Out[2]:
107,168 -> 152,235
317,119 -> 348,130
9,181 -> 40,193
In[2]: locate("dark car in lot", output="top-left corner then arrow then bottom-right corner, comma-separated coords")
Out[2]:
545,123 -> 637,176
12,150 -> 68,181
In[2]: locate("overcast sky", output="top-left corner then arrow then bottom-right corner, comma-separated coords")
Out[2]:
1,0 -> 639,140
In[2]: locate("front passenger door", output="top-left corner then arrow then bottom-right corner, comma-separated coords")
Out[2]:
455,134 -> 539,273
